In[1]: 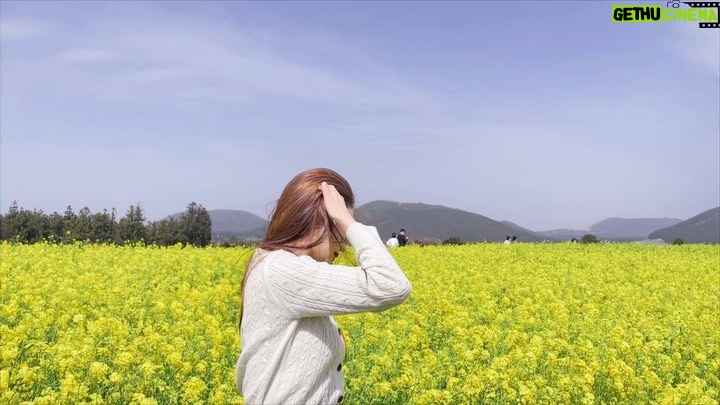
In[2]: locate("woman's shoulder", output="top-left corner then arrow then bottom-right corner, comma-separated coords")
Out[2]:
253,249 -> 315,273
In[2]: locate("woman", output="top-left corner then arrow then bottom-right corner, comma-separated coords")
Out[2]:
236,168 -> 412,404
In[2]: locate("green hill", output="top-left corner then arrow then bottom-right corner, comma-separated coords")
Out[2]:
355,200 -> 547,243
207,209 -> 266,233
167,209 -> 267,241
648,207 -> 719,243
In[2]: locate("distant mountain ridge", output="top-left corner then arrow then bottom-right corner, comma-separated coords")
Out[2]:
167,209 -> 267,241
354,200 -> 547,243
590,217 -> 683,240
649,207 -> 719,243
540,217 -> 683,241
167,204 -> 717,244
539,228 -> 588,241
205,209 -> 266,234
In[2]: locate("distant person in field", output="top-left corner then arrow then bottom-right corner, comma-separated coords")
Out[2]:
503,236 -> 512,245
236,168 -> 412,405
386,233 -> 399,247
397,229 -> 408,246
511,235 -> 518,243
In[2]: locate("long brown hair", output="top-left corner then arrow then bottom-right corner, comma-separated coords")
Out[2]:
239,168 -> 355,329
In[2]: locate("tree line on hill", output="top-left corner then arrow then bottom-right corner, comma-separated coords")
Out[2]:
0,201 -> 212,247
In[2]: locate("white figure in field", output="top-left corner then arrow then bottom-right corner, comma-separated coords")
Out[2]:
386,233 -> 399,248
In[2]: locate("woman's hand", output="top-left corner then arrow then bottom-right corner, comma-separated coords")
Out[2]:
319,182 -> 356,236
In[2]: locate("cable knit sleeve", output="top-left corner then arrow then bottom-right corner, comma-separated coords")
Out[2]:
263,222 -> 412,318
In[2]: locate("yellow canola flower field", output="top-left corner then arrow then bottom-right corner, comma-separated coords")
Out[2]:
1,242 -> 718,404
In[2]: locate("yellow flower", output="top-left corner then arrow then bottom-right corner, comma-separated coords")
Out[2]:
116,351 -> 134,368
0,369 -> 8,391
182,376 -> 207,401
2,242 -> 718,404
89,361 -> 109,379
109,372 -> 123,385
130,393 -> 158,405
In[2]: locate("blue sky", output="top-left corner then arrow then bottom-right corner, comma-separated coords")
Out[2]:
1,1 -> 718,231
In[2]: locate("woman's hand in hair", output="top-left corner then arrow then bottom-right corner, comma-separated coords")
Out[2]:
319,181 -> 356,237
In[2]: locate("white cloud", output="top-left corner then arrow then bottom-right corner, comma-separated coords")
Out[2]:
2,4 -> 435,112
54,48 -> 121,64
0,19 -> 46,41
667,24 -> 720,76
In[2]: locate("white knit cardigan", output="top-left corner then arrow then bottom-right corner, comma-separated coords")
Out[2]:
236,223 -> 412,405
